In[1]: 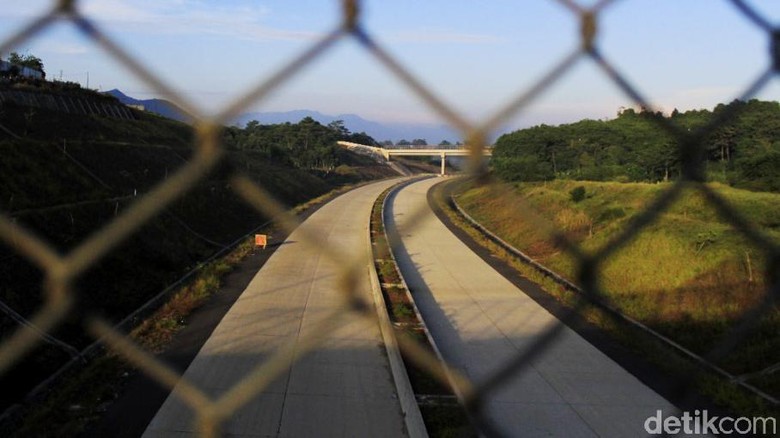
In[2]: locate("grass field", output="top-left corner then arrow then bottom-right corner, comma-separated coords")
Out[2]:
455,179 -> 779,404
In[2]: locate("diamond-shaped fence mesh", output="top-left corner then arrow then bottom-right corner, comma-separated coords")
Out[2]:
0,0 -> 778,437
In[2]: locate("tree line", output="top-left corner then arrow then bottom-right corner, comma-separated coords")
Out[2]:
1,52 -> 46,78
492,99 -> 780,192
222,117 -> 377,171
379,139 -> 460,147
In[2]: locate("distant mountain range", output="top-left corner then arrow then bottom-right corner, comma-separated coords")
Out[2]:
104,89 -> 194,124
106,90 -> 459,143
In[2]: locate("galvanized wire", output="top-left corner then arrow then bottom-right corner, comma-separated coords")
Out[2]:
0,0 -> 777,436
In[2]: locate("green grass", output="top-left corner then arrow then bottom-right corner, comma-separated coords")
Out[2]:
454,178 -> 779,415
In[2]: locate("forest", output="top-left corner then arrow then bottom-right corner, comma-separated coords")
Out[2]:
222,116 -> 377,171
492,99 -> 780,192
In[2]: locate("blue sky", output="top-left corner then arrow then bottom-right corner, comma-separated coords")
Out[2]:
1,0 -> 779,133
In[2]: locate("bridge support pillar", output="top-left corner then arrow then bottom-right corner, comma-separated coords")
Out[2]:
440,152 -> 446,176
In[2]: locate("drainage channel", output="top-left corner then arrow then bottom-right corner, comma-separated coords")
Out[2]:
369,177 -> 476,437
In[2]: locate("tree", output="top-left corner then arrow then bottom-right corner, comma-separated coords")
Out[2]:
411,138 -> 427,146
346,131 -> 378,146
8,51 -> 45,78
737,150 -> 780,191
440,140 -> 452,146
396,139 -> 411,146
493,155 -> 554,182
327,120 -> 350,139
222,117 -> 352,170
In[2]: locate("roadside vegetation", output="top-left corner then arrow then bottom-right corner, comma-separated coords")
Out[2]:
450,98 -> 780,417
223,117 -> 378,172
2,176 -> 382,437
371,182 -> 474,437
0,81 -> 396,425
452,178 -> 779,416
5,238 -> 256,437
493,99 -> 780,192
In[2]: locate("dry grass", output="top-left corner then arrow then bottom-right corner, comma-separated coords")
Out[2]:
457,181 -> 778,328
370,183 -> 474,436
4,178 -> 372,437
5,239 -> 256,438
130,244 -> 249,353
451,178 -> 780,414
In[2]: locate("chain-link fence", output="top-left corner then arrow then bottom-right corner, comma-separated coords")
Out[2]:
0,0 -> 778,436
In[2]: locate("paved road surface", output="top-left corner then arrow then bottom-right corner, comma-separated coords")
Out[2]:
144,179 -> 407,437
389,178 -> 681,437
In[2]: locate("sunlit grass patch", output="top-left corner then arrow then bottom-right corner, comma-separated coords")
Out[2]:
454,178 -> 779,411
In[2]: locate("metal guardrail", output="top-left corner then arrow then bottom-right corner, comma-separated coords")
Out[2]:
0,1 -> 778,437
450,192 -> 779,406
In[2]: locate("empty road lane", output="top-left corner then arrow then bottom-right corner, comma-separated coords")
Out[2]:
388,177 -> 681,437
144,178 -> 408,437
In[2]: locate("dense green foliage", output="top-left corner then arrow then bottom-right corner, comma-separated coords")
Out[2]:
223,117 -> 377,170
493,99 -> 780,191
4,52 -> 45,78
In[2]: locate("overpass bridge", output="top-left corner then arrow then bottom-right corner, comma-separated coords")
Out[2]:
338,141 -> 492,175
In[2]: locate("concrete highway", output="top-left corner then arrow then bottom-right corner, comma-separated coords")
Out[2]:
144,178 -> 409,437
388,177 -> 682,437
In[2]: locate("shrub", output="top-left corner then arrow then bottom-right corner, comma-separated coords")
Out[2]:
569,185 -> 586,202
492,156 -> 554,182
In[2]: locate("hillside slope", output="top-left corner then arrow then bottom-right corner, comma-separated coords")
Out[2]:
0,93 -> 396,411
455,180 -> 779,402
104,89 -> 193,124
